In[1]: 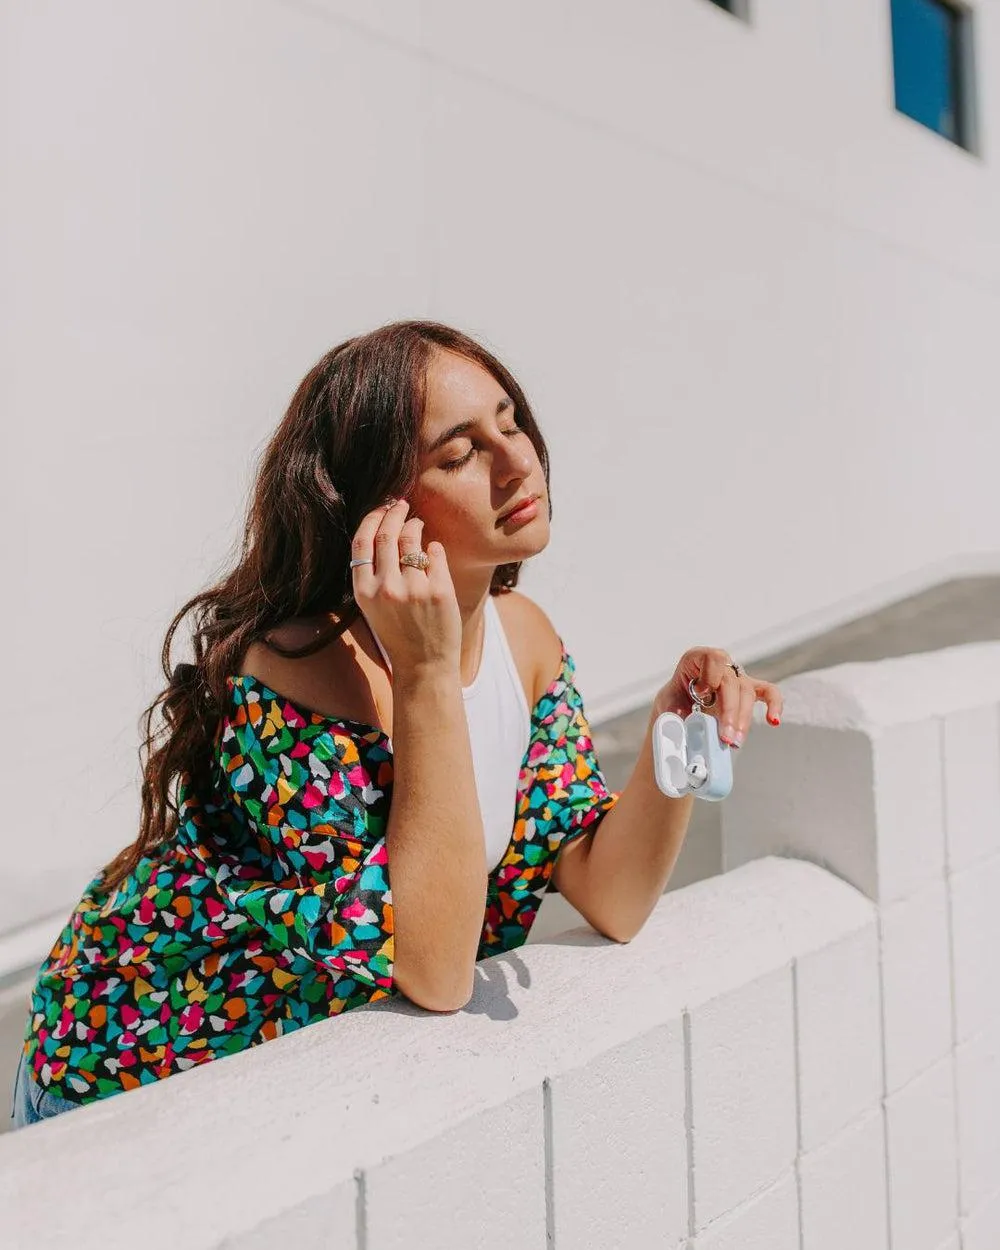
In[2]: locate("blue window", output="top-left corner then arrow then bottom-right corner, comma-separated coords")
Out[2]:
890,0 -> 977,149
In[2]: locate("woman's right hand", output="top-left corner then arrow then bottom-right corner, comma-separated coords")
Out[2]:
350,499 -> 463,676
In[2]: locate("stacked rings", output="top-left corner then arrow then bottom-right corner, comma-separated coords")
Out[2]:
348,553 -> 430,571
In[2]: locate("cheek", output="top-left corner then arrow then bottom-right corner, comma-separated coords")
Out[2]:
410,486 -> 480,534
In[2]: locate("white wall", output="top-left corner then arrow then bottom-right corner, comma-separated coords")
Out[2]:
0,857 -> 881,1250
3,643 -> 999,1248
3,1 -> 999,932
722,640 -> 1000,1249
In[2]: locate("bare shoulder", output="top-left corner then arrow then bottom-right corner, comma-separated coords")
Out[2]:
494,589 -> 564,706
236,617 -> 388,733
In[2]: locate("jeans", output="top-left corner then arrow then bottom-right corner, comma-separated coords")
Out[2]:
9,1049 -> 79,1130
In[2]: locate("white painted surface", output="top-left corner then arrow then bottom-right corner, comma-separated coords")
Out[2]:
0,857 -> 875,1250
883,1057 -> 960,1250
954,1022 -> 1000,1218
798,1110 -> 889,1250
687,965 -> 797,1230
941,704 -> 1000,872
723,642 -> 1000,1250
794,924 -> 882,1152
218,1192 -> 354,1250
364,1087 -> 547,1250
4,0 -> 1000,935
961,1188 -> 1000,1250
949,854 -> 1000,1043
879,881 -> 953,1095
5,646 -> 1000,1245
693,1171 -> 799,1250
546,1022 -> 689,1248
723,643 -> 1000,903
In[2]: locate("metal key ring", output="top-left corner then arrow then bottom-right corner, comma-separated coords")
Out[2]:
687,677 -> 717,709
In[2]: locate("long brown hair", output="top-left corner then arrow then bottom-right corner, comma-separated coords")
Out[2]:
98,320 -> 551,893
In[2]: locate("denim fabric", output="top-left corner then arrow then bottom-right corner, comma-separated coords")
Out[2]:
9,1049 -> 79,1130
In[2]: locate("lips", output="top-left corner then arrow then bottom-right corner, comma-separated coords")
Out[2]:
498,494 -> 539,524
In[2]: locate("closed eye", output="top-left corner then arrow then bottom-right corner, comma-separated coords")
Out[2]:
441,427 -> 524,472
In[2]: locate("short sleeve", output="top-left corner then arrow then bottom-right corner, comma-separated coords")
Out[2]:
208,680 -> 395,994
533,650 -> 621,892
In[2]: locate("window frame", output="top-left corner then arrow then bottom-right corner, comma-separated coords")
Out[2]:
705,0 -> 751,21
889,0 -> 981,154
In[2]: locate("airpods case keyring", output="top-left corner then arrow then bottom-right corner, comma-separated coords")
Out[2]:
652,706 -> 734,801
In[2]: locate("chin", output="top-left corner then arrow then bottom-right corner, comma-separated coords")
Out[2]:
501,528 -> 550,561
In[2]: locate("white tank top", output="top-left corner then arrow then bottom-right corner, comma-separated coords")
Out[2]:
363,596 -> 531,872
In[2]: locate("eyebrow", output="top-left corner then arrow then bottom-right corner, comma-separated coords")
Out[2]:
423,397 -> 514,454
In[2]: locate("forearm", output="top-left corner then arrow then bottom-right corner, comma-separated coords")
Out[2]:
582,709 -> 695,942
387,665 -> 488,1009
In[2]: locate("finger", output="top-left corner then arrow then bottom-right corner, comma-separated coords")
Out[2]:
714,671 -> 743,745
373,499 -> 411,591
350,502 -> 400,597
694,650 -> 741,742
398,518 -> 427,577
755,680 -> 783,726
398,516 -> 424,554
685,647 -> 715,701
424,539 -> 454,596
733,680 -> 757,746
691,649 -> 731,703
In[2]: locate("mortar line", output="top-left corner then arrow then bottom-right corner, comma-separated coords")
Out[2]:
683,1010 -> 696,1241
876,904 -> 894,1250
543,1076 -> 556,1247
940,713 -> 965,1232
354,1167 -> 367,1250
791,958 -> 806,1249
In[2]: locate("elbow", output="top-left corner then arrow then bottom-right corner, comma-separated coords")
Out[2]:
412,984 -> 474,1013
593,913 -> 639,944
394,962 -> 475,1013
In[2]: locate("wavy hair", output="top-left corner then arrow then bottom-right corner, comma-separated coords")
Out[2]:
98,320 -> 551,893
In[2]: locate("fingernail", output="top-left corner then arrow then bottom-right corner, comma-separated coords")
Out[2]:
732,730 -> 745,747
768,715 -> 781,726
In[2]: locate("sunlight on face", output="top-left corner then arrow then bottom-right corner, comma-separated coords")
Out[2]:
408,349 -> 550,576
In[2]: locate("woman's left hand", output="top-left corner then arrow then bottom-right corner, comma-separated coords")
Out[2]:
651,647 -> 783,749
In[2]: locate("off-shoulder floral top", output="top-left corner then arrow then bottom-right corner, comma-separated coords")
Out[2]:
21,642 -> 620,1105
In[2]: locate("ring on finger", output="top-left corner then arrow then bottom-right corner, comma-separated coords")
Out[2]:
687,677 -> 717,708
400,550 -> 430,572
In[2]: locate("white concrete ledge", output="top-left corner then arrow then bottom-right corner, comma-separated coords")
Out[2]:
0,857 -> 874,1250
773,641 -> 1000,732
6,644 -> 1000,1249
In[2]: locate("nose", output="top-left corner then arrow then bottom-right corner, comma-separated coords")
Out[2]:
495,435 -> 533,485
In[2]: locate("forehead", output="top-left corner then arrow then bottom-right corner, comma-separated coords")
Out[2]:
423,350 -> 506,423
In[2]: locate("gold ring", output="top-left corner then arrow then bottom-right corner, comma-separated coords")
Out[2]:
400,551 -> 430,571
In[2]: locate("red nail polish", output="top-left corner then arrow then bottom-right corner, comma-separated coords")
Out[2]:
768,715 -> 781,726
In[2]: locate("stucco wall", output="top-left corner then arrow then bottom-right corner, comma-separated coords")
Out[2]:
3,0 -> 1000,933
3,643 -> 999,1248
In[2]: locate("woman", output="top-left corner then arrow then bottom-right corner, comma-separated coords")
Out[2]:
10,320 -> 782,1129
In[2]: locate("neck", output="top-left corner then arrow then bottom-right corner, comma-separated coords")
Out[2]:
452,569 -> 497,685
